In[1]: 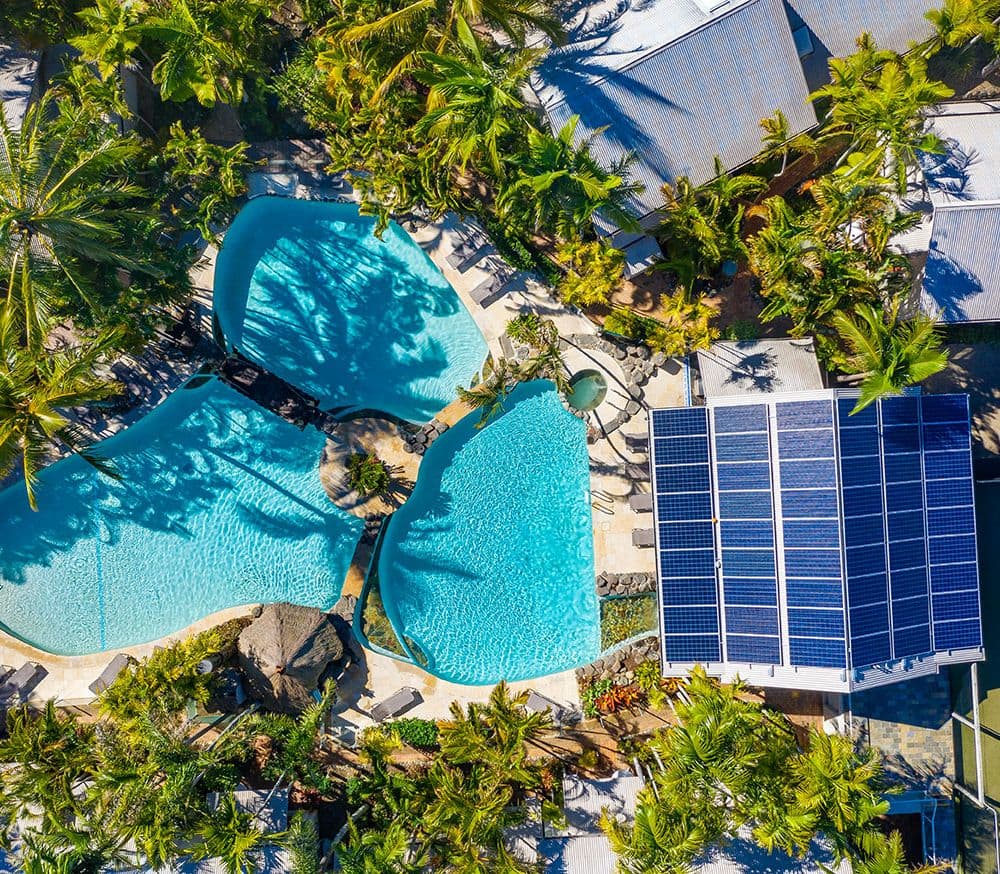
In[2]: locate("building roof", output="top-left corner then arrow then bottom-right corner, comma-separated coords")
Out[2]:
531,0 -> 817,230
648,390 -> 983,693
914,102 -> 1000,323
697,339 -> 824,397
0,44 -> 39,129
785,0 -> 938,89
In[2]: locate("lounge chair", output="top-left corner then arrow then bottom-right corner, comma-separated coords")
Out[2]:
632,528 -> 655,548
526,690 -> 565,724
88,653 -> 135,695
446,238 -> 492,272
370,686 -> 422,723
0,662 -> 47,705
629,493 -> 653,513
470,266 -> 518,307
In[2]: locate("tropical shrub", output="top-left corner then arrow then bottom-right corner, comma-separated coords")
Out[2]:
505,312 -> 545,345
634,660 -> 669,710
580,678 -> 613,718
347,452 -> 391,497
643,290 -> 719,356
99,628 -> 223,725
722,319 -> 760,341
391,718 -> 440,749
286,813 -> 321,874
554,241 -> 625,308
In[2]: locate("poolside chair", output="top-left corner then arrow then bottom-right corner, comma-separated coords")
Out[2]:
88,652 -> 135,695
0,662 -> 47,705
470,265 -> 518,307
628,493 -> 653,513
370,686 -> 422,723
446,239 -> 493,272
526,690 -> 565,725
632,528 -> 655,548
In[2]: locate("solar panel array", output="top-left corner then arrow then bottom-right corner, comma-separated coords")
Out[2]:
650,392 -> 981,680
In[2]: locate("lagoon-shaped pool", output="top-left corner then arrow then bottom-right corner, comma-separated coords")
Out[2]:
0,378 -> 362,655
214,198 -> 487,422
376,381 -> 600,684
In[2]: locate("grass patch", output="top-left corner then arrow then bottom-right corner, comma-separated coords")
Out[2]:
600,593 -> 658,651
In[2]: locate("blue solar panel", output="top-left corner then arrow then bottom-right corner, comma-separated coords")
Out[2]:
922,394 -> 968,422
784,518 -> 840,548
887,510 -> 924,542
839,427 -> 880,457
850,605 -> 891,637
923,422 -> 970,452
885,481 -> 924,511
838,398 -> 877,424
723,577 -> 778,605
719,491 -> 773,518
890,567 -> 929,600
657,492 -> 713,522
663,606 -> 719,633
781,489 -> 839,518
776,399 -> 833,429
893,624 -> 932,657
933,589 -> 981,620
654,436 -> 711,465
659,521 -> 715,550
846,544 -> 887,578
788,608 -> 844,637
883,453 -> 922,483
661,578 -> 718,604
780,459 -> 837,488
850,632 -> 892,667
882,426 -> 921,454
840,455 -> 883,488
716,462 -> 771,491
725,606 -> 779,634
664,635 -> 721,662
844,514 -> 883,548
934,620 -> 981,650
713,404 -> 767,434
722,549 -> 776,576
929,534 -> 978,566
926,478 -> 973,508
930,562 -> 978,592
891,596 -> 931,629
727,634 -> 781,663
720,520 -> 774,548
715,432 -> 770,461
785,549 -> 842,577
847,574 -> 888,607
923,450 -> 973,480
660,550 -> 716,578
789,636 -> 846,668
786,578 -> 843,608
842,485 -> 884,516
652,407 -> 708,436
778,429 -> 834,459
888,538 -> 925,572
880,396 -> 920,426
655,464 -> 711,493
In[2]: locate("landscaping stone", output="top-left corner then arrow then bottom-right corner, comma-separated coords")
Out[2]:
625,400 -> 641,416
613,347 -> 627,360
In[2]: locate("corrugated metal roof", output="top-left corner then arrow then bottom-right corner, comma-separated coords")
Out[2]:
922,204 -> 1000,323
922,101 -> 1000,205
697,338 -> 824,397
551,773 -> 643,838
0,44 -> 39,129
534,0 -> 817,223
785,0 -> 937,89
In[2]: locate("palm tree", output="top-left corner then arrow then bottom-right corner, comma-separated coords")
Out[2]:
0,92 -> 151,354
456,357 -> 515,428
141,0 -> 265,107
602,789 -> 709,874
414,23 -> 539,175
193,793 -> 274,874
923,0 -> 999,55
831,300 -> 948,413
337,819 -> 422,874
759,109 -> 819,176
497,116 -> 641,239
71,0 -> 144,80
0,344 -> 118,510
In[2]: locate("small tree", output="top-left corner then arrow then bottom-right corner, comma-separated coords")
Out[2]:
554,240 -> 625,308
284,813 -> 321,874
346,452 -> 391,497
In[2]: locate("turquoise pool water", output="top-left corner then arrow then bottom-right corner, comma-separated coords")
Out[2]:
375,381 -> 600,684
214,198 -> 487,422
0,378 -> 362,655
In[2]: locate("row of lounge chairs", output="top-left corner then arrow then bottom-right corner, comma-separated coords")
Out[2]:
0,662 -> 46,706
446,226 -> 522,308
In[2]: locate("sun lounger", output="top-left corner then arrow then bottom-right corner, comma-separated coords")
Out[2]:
247,172 -> 298,199
629,493 -> 653,513
0,662 -> 47,705
370,686 -> 422,723
632,528 -> 655,548
470,266 -> 518,307
526,690 -> 565,723
88,653 -> 134,695
445,228 -> 489,269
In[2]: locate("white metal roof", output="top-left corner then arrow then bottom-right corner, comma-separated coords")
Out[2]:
0,44 -> 39,129
697,339 -> 824,398
922,101 -> 1000,206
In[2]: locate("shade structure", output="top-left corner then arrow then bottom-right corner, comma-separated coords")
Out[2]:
238,603 -> 344,714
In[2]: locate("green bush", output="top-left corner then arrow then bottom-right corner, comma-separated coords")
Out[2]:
391,718 -> 440,749
635,660 -> 668,710
555,241 -> 625,308
347,452 -> 391,497
286,812 -> 321,874
581,679 -> 613,718
600,594 -> 658,651
603,307 -> 657,342
722,319 -> 760,341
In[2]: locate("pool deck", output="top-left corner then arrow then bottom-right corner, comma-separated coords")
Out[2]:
1,202 -> 682,719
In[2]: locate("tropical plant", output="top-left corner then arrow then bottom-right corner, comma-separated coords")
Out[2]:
811,39 -> 953,194
71,0 -> 144,80
285,813 -> 321,874
554,240 -> 625,308
580,678 -> 612,719
456,356 -> 515,428
0,0 -> 86,46
639,290 -> 718,356
759,108 -> 819,176
413,23 -> 540,175
346,452 -> 391,498
831,300 -> 949,413
0,344 -> 118,510
193,792 -> 273,874
391,718 -> 441,750
505,312 -> 545,345
498,117 -> 641,239
923,0 -> 999,54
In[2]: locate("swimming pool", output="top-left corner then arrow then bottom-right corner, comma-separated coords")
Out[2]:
0,378 -> 362,655
213,198 -> 487,422
375,381 -> 600,684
